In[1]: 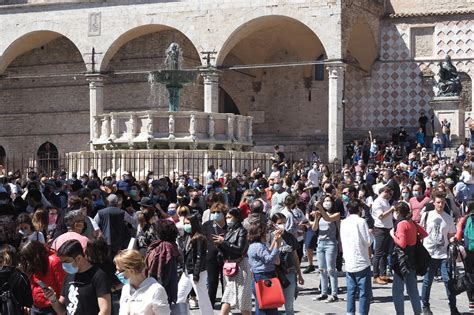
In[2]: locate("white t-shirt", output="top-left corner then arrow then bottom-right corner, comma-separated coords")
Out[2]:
371,196 -> 393,229
307,169 -> 320,187
119,277 -> 170,315
421,210 -> 456,259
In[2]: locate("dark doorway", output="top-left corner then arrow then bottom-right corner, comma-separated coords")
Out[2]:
37,142 -> 59,175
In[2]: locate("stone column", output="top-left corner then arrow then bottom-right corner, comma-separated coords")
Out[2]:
86,74 -> 105,150
326,64 -> 346,163
201,68 -> 221,113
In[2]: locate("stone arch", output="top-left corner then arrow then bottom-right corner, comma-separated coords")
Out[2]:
100,25 -> 202,72
345,18 -> 378,72
37,142 -> 59,175
0,30 -> 86,75
216,15 -> 327,67
216,15 -> 329,145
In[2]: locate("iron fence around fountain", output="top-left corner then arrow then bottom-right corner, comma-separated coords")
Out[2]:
2,153 -> 342,182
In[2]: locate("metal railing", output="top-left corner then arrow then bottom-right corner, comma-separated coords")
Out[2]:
2,152 -> 342,181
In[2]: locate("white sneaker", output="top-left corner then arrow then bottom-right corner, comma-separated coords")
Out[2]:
325,295 -> 339,303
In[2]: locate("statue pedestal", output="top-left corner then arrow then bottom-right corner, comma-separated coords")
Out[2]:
429,96 -> 464,147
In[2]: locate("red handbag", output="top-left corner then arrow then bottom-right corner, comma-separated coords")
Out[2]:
255,277 -> 285,309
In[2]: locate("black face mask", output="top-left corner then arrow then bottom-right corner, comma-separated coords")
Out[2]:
192,197 -> 200,203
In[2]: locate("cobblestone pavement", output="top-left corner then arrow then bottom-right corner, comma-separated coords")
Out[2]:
190,261 -> 471,314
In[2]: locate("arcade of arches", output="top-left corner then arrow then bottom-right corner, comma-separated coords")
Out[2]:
0,0 -> 473,165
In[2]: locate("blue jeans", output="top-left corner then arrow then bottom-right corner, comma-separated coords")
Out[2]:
393,269 -> 421,314
433,143 -> 442,158
283,272 -> 296,315
251,271 -> 279,315
346,266 -> 372,315
421,258 -> 457,311
316,239 -> 338,296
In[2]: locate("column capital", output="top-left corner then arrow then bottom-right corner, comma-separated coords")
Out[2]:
86,73 -> 106,87
326,62 -> 347,78
199,67 -> 222,81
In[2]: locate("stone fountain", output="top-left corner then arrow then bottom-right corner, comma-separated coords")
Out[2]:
148,42 -> 198,111
86,42 -> 255,159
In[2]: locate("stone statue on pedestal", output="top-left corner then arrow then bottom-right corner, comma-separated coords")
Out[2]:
436,55 -> 462,97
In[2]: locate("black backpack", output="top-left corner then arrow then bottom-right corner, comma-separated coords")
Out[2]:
0,273 -> 24,315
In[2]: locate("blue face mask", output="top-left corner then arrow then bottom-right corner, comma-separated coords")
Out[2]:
116,272 -> 128,285
183,224 -> 192,234
273,184 -> 281,191
342,194 -> 350,203
210,212 -> 223,221
168,209 -> 176,216
215,188 -> 222,193
62,262 -> 79,275
226,219 -> 235,228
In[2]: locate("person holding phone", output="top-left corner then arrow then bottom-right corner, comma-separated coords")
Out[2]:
19,240 -> 66,315
41,239 -> 112,315
311,195 -> 341,303
213,207 -> 252,315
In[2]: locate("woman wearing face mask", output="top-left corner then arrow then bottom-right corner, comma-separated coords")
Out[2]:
46,206 -> 59,239
408,184 -> 430,223
311,195 -> 341,303
400,187 -> 412,204
51,210 -> 89,252
20,240 -> 66,315
389,202 -> 428,315
238,189 -> 255,219
176,214 -> 213,315
202,202 -> 227,309
136,206 -> 159,255
17,212 -> 45,245
270,213 -> 305,315
167,202 -> 179,223
42,239 -> 112,315
114,249 -> 170,315
213,207 -> 252,315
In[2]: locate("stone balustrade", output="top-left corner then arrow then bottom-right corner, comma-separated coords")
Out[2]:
92,110 -> 253,150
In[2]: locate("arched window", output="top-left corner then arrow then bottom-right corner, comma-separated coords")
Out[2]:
0,146 -> 5,168
37,142 -> 59,175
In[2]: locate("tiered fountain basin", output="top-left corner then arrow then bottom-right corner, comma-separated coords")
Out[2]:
92,110 -> 253,151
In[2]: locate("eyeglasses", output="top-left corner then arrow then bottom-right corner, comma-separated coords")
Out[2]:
342,192 -> 349,195
210,211 -> 221,214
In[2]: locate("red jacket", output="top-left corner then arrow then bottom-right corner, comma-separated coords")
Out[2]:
30,250 -> 66,309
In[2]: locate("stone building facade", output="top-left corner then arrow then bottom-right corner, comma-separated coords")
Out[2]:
0,0 -> 472,166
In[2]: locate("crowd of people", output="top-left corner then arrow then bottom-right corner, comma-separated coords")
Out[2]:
0,141 -> 473,315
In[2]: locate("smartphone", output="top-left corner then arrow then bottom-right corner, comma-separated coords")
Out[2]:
37,280 -> 48,289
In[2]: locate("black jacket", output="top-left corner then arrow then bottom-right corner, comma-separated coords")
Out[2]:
183,235 -> 207,281
219,223 -> 248,261
0,267 -> 33,309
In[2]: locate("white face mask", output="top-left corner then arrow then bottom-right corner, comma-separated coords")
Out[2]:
323,201 -> 332,210
277,224 -> 285,230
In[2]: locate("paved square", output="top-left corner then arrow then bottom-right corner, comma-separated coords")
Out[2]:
191,261 -> 471,314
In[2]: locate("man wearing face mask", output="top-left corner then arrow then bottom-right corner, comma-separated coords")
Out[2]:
383,170 -> 400,204
188,189 -> 204,218
202,202 -> 227,308
271,178 -> 288,217
371,186 -> 395,285
43,239 -> 112,315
